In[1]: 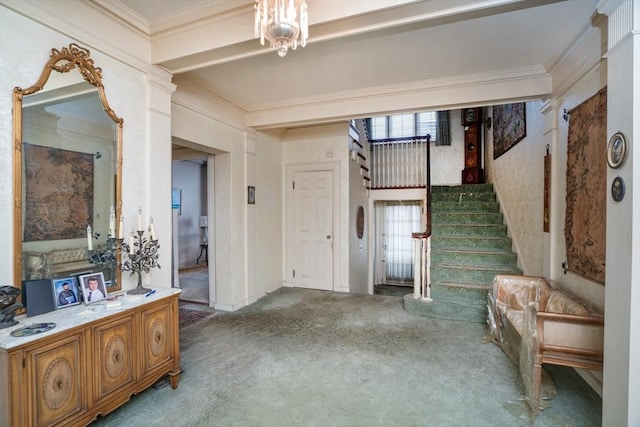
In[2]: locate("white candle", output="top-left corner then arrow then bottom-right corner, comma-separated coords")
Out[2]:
149,216 -> 156,240
109,206 -> 115,237
87,225 -> 93,250
129,231 -> 135,255
137,207 -> 143,231
118,214 -> 124,239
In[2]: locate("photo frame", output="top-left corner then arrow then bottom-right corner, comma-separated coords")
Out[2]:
79,272 -> 108,304
248,186 -> 256,205
52,277 -> 81,309
607,131 -> 628,169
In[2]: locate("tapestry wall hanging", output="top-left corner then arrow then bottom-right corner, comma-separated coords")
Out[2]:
23,143 -> 94,241
493,103 -> 526,159
565,87 -> 607,284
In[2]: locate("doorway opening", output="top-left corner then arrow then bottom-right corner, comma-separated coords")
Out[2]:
373,200 -> 422,296
172,145 -> 211,305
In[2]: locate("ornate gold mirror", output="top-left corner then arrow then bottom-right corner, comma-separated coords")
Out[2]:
13,44 -> 123,294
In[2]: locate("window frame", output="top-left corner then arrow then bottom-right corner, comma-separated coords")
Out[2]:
367,112 -> 437,143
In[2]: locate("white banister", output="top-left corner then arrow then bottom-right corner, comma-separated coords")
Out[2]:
412,232 -> 432,301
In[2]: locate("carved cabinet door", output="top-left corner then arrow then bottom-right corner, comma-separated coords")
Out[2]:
94,315 -> 135,402
141,304 -> 175,376
28,333 -> 86,426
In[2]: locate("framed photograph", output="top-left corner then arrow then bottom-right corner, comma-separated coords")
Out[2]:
52,277 -> 81,309
79,272 -> 108,304
607,132 -> 628,169
248,186 -> 255,204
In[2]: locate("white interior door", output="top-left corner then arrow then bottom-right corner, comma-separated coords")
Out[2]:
291,170 -> 333,290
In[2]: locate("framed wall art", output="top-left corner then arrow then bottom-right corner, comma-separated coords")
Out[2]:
248,186 -> 256,205
607,131 -> 628,169
492,103 -> 527,159
23,143 -> 94,241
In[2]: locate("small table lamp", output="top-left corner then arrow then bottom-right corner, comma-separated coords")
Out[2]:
199,216 -> 208,245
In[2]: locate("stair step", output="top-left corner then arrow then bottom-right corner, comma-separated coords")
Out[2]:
412,182 -> 522,324
431,249 -> 517,266
432,212 -> 504,225
431,264 -> 522,285
432,192 -> 496,202
432,236 -> 513,251
404,294 -> 487,323
432,223 -> 507,237
432,183 -> 494,194
432,201 -> 500,213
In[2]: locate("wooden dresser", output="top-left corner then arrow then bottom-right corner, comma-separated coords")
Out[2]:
0,288 -> 181,427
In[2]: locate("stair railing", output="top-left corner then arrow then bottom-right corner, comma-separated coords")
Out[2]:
412,134 -> 433,301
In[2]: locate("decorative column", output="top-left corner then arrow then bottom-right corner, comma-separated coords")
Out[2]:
598,0 -> 640,425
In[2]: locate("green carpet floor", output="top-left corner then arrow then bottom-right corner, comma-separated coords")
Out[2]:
91,288 -> 601,426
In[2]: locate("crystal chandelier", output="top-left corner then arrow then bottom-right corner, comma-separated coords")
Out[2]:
254,0 -> 308,57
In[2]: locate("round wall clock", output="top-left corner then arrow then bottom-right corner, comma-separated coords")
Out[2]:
356,206 -> 364,239
607,132 -> 628,169
464,109 -> 476,124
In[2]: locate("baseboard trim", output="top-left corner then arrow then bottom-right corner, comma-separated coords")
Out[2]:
575,368 -> 603,397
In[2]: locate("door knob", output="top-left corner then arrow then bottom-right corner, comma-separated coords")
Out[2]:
326,235 -> 331,239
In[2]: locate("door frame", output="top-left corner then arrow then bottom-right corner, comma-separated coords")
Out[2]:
368,188 -> 426,294
285,162 -> 341,291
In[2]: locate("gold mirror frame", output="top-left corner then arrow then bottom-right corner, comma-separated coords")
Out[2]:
13,43 -> 123,292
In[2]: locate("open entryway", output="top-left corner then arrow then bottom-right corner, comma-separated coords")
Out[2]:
172,142 -> 215,305
373,200 -> 423,296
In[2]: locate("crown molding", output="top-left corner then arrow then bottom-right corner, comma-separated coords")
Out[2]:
247,66 -> 551,129
249,65 -> 548,113
90,0 -> 150,35
0,0 -> 170,84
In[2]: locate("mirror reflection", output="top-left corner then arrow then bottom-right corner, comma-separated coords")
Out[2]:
14,44 -> 122,292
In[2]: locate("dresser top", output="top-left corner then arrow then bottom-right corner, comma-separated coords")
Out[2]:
0,287 -> 181,350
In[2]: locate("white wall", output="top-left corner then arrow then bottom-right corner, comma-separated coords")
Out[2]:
485,101 -> 546,277
254,129 -> 284,298
282,123 -> 350,292
171,92 -> 283,310
431,109 -> 465,186
349,122 -> 369,294
0,4 -> 174,290
600,0 -> 639,423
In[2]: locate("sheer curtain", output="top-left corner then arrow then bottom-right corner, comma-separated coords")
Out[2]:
383,201 -> 422,283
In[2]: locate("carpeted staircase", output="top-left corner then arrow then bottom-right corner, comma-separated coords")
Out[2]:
405,183 -> 521,323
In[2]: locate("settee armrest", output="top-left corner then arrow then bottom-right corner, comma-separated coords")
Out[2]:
536,311 -> 604,370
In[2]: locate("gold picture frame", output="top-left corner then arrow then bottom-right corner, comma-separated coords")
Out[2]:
607,131 -> 628,169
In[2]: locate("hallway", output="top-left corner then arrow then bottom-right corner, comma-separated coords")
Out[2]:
178,265 -> 208,304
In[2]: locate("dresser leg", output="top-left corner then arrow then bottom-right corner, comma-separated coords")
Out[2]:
169,372 -> 181,389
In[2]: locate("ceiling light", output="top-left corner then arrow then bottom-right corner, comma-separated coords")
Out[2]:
254,0 -> 308,57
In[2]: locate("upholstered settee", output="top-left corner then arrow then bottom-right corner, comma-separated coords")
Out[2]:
23,248 -> 93,280
487,274 -> 604,417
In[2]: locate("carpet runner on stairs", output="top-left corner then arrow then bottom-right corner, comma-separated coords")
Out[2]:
405,183 -> 522,323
